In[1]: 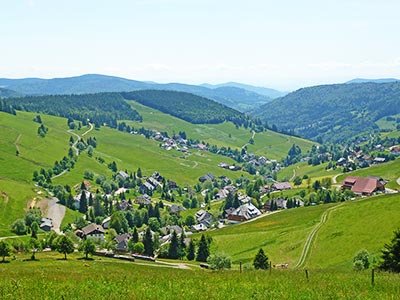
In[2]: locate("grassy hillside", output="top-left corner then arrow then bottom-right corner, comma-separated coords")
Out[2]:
253,82 -> 400,142
128,100 -> 314,160
308,194 -> 400,269
122,90 -> 246,125
207,194 -> 400,271
277,162 -> 341,182
1,252 -> 399,299
336,159 -> 400,189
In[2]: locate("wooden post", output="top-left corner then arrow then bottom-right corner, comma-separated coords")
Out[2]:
240,261 -> 242,273
305,269 -> 309,281
269,261 -> 272,274
371,268 -> 375,285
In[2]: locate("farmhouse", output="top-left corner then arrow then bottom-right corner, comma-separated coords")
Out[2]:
139,182 -> 155,195
101,216 -> 111,229
272,182 -> 292,191
342,176 -> 385,196
40,218 -> 53,231
81,223 -> 105,241
227,203 -> 261,223
134,194 -> 152,205
199,173 -> 216,183
114,233 -> 131,252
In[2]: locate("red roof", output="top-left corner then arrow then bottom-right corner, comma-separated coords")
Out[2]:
342,176 -> 384,195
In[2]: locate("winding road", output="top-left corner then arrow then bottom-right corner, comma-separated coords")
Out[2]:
67,123 -> 94,156
294,203 -> 344,269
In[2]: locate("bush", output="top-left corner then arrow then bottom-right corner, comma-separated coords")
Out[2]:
207,254 -> 231,270
11,219 -> 27,235
352,249 -> 370,271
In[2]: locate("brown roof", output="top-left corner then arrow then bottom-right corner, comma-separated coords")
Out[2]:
342,176 -> 384,195
82,223 -> 105,236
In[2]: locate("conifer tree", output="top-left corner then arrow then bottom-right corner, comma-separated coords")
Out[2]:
196,234 -> 210,262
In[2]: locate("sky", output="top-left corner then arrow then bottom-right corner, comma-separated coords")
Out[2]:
0,0 -> 399,90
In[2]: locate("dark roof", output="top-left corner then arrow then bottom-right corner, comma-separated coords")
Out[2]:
82,223 -> 105,236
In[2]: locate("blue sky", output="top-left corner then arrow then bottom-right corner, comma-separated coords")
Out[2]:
1,0 -> 399,90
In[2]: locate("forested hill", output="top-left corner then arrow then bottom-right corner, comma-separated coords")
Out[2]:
122,90 -> 249,125
252,82 -> 400,142
0,74 -> 272,112
3,93 -> 142,128
0,87 -> 20,98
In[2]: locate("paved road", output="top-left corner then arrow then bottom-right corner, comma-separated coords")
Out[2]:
46,197 -> 66,234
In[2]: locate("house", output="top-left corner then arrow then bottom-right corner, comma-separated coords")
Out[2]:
223,207 -> 236,219
218,162 -> 229,169
227,203 -> 261,223
101,216 -> 111,229
390,146 -> 400,156
264,198 -> 287,210
259,185 -> 270,194
134,194 -> 152,205
161,225 -> 183,236
170,204 -> 185,215
215,189 -> 229,201
337,157 -> 347,166
199,173 -> 216,183
272,182 -> 292,191
117,199 -> 133,211
342,176 -> 385,196
117,170 -> 129,179
139,182 -> 155,195
192,223 -> 208,231
373,157 -> 386,164
228,165 -> 241,171
168,180 -> 178,190
81,223 -> 105,240
258,156 -> 268,165
195,209 -> 212,226
114,233 -> 131,252
147,177 -> 160,188
83,180 -> 91,190
238,194 -> 251,204
40,218 -> 53,231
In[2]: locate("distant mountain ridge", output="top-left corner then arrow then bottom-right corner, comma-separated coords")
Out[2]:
0,74 -> 279,112
346,78 -> 399,84
0,87 -> 20,98
252,81 -> 400,143
201,81 -> 287,99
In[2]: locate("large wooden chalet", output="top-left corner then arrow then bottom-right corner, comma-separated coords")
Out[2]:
342,176 -> 385,196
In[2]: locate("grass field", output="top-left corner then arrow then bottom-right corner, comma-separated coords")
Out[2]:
128,100 -> 315,160
336,159 -> 400,189
277,161 -> 341,182
0,252 -> 399,299
308,194 -> 400,270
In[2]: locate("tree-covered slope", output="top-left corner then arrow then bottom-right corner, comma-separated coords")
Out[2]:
0,87 -> 20,98
252,82 -> 400,142
0,74 -> 272,112
122,90 -> 248,125
3,93 -> 142,128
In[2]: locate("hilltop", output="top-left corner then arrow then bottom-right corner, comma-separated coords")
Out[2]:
0,74 -> 275,112
252,81 -> 400,142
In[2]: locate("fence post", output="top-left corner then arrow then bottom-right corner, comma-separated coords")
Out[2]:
240,261 -> 242,273
269,261 -> 272,274
371,268 -> 375,285
305,269 -> 309,281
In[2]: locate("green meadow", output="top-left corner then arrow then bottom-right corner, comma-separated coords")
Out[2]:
0,252 -> 399,300
128,100 -> 315,160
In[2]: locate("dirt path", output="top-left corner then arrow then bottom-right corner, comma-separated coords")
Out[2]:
14,133 -> 22,153
289,168 -> 296,181
294,203 -> 344,269
68,123 -> 94,156
332,173 -> 342,184
242,130 -> 256,148
45,197 -> 66,234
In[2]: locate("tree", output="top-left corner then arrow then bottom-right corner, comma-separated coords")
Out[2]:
187,240 -> 195,261
207,254 -> 232,270
0,240 -> 11,262
79,191 -> 88,214
109,211 -> 129,234
55,235 -> 75,260
143,227 -> 154,257
293,176 -> 302,186
253,248 -> 269,270
380,228 -> 400,273
30,221 -> 39,239
132,227 -> 139,244
185,215 -> 196,227
11,219 -> 27,235
148,217 -> 160,232
168,231 -> 179,259
196,234 -> 210,262
25,208 -> 42,227
78,238 -> 96,259
27,237 -> 42,260
353,249 -> 370,271
132,242 -> 144,254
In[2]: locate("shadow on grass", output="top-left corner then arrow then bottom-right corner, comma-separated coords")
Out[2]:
77,257 -> 95,261
22,258 -> 40,262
